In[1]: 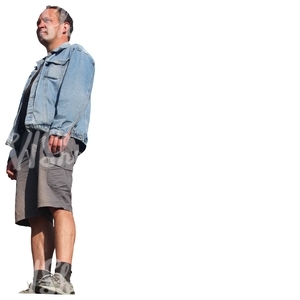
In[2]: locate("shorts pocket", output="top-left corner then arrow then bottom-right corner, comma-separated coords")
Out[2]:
47,148 -> 75,192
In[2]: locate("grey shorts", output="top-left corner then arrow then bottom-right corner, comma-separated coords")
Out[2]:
13,130 -> 80,226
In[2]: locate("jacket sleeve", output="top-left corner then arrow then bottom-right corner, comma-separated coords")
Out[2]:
49,46 -> 95,136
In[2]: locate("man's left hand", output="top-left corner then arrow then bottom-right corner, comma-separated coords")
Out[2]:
48,133 -> 70,154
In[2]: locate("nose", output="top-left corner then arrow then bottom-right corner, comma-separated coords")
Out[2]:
37,19 -> 46,29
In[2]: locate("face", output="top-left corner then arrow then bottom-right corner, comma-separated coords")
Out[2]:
36,9 -> 65,46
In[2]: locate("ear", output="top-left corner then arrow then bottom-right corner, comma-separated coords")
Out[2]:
62,22 -> 70,35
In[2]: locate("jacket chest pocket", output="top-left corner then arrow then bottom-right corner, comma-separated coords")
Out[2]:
45,58 -> 69,79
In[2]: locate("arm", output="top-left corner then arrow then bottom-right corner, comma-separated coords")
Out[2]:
48,46 -> 95,153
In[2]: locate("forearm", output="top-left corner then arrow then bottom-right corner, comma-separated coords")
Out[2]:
50,48 -> 95,136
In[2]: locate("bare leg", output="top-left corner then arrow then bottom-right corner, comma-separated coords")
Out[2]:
50,208 -> 76,264
29,216 -> 54,271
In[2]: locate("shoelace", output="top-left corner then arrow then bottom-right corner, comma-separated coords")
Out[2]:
36,274 -> 53,287
19,282 -> 34,293
52,275 -> 61,284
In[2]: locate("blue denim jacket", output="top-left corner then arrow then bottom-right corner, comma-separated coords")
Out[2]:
6,42 -> 95,152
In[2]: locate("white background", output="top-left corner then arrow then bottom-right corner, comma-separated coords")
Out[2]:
1,0 -> 300,299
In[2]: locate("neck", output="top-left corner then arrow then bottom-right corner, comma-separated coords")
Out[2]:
43,39 -> 69,53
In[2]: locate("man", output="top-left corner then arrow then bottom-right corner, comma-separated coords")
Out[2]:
5,6 -> 95,294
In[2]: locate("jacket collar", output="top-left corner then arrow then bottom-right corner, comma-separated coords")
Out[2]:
37,42 -> 71,64
51,42 -> 71,54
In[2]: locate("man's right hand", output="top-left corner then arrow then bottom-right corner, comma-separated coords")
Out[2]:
6,159 -> 17,180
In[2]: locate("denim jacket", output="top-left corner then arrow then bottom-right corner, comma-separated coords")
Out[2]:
6,42 -> 95,153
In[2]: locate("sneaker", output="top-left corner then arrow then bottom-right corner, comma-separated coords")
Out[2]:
34,273 -> 57,294
19,282 -> 35,294
36,273 -> 75,295
19,272 -> 52,294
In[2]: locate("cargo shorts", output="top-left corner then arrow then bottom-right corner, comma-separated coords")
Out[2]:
12,130 -> 80,226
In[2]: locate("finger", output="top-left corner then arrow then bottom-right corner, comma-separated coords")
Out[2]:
6,169 -> 15,175
7,170 -> 16,180
10,174 -> 16,180
7,162 -> 16,174
6,170 -> 13,176
62,134 -> 70,152
54,137 -> 63,154
48,135 -> 54,152
49,135 -> 60,154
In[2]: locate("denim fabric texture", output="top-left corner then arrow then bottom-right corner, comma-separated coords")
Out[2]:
6,42 -> 95,150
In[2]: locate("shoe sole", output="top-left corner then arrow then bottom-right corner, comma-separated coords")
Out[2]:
35,286 -> 75,295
